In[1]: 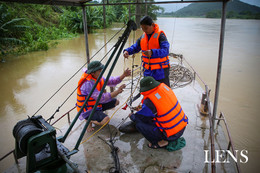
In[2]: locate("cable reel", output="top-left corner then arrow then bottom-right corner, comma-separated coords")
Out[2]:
13,116 -> 76,173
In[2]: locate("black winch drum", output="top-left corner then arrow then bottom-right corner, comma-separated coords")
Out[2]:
13,119 -> 43,154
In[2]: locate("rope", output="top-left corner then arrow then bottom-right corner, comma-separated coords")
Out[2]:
34,24 -> 126,122
80,65 -> 142,145
64,23 -> 143,147
130,55 -> 135,111
78,54 -> 192,144
170,64 -> 193,89
47,45 -> 114,123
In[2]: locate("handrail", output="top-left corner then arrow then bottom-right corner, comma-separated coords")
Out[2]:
216,112 -> 241,173
199,73 -> 240,173
51,106 -> 76,126
173,53 -> 240,173
0,150 -> 15,163
205,85 -> 216,173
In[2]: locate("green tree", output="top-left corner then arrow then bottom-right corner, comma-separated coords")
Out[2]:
227,11 -> 237,18
105,6 -> 117,25
0,1 -> 161,58
59,9 -> 84,33
0,4 -> 28,55
206,10 -> 221,18
108,0 -> 162,23
141,1 -> 163,20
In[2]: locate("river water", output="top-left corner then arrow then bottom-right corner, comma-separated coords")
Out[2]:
0,18 -> 259,172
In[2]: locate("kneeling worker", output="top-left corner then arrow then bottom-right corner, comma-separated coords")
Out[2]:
76,61 -> 131,132
129,76 -> 188,148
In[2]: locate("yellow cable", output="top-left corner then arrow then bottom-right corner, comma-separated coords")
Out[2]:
80,61 -> 142,145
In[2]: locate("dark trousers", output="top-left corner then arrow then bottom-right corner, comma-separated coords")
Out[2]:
157,67 -> 170,87
134,114 -> 185,145
102,98 -> 117,111
86,98 -> 117,122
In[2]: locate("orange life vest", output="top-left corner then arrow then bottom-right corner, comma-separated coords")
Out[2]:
141,83 -> 188,137
140,23 -> 169,70
76,73 -> 104,112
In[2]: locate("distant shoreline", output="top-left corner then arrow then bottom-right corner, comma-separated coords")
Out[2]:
157,15 -> 260,20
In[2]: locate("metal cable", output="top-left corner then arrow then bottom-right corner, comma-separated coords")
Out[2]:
32,24 -> 126,121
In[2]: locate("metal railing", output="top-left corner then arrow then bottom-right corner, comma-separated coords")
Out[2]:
216,112 -> 241,173
175,54 -> 216,172
51,106 -> 76,126
174,53 -> 240,173
0,149 -> 16,163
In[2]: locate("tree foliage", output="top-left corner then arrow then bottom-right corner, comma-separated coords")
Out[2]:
205,10 -> 260,19
0,1 -> 161,58
0,4 -> 28,54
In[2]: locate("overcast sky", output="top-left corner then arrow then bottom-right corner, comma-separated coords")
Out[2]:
96,0 -> 260,12
155,0 -> 260,7
156,0 -> 260,12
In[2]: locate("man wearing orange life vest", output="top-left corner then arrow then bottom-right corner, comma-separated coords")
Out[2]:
129,77 -> 188,149
123,16 -> 170,87
76,61 -> 131,132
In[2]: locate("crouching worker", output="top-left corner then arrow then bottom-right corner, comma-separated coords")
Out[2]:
76,61 -> 131,132
129,76 -> 188,149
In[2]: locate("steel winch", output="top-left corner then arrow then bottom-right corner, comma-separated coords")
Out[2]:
13,115 -> 77,173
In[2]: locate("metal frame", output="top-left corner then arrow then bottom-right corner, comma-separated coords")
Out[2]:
0,0 -> 92,6
82,6 -> 90,63
212,0 -> 228,129
84,0 -> 228,6
179,53 -> 240,173
0,0 -> 231,6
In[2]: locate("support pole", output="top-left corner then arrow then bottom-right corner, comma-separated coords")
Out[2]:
145,0 -> 148,15
82,5 -> 90,64
128,0 -> 131,21
136,0 -> 141,28
73,20 -> 137,151
212,0 -> 228,130
103,0 -> 106,28
59,20 -> 136,151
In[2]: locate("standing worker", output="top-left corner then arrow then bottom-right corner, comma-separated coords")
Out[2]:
76,61 -> 131,132
123,16 -> 170,87
129,76 -> 188,149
